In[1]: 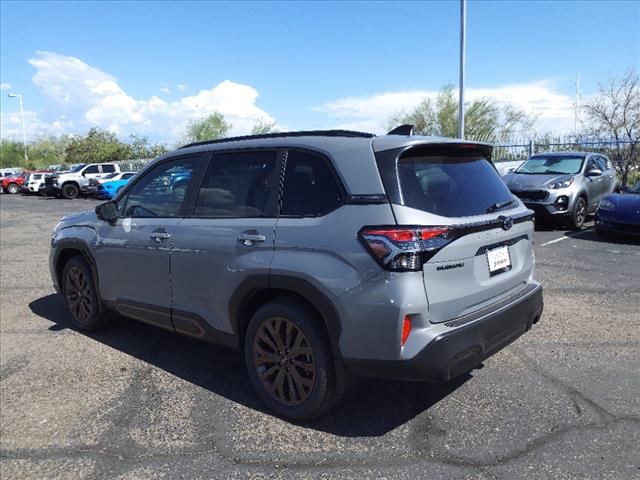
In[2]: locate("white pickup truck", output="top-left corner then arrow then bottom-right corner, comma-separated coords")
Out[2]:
41,163 -> 120,199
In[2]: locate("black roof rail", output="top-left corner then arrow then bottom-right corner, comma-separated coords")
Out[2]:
387,124 -> 414,135
179,129 -> 375,149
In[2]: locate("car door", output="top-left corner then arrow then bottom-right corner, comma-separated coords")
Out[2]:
583,156 -> 603,207
597,155 -> 617,195
93,154 -> 206,329
170,149 -> 280,337
82,164 -> 101,180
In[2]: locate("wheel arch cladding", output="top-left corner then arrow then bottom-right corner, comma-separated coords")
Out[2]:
55,242 -> 104,313
230,274 -> 347,394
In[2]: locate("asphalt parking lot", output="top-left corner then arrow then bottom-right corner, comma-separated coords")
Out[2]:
1,193 -> 639,480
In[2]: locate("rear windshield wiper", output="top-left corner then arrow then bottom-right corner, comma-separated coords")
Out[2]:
485,199 -> 516,213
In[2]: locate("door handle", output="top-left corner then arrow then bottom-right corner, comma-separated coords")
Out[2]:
150,231 -> 172,242
238,233 -> 266,245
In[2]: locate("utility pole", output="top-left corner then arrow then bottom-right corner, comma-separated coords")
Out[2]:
457,0 -> 466,139
574,73 -> 580,139
8,93 -> 28,162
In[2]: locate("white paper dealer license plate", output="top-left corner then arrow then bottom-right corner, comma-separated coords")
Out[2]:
487,246 -> 511,273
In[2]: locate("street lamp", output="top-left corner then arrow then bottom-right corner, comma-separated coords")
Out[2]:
457,0 -> 466,139
7,93 -> 28,162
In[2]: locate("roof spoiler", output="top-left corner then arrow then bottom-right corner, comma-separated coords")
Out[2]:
387,124 -> 414,136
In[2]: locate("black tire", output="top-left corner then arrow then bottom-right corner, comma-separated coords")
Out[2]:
244,298 -> 340,420
61,182 -> 79,199
61,256 -> 113,331
569,196 -> 587,230
6,183 -> 19,194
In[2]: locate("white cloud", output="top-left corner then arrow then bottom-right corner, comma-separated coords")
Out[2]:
0,83 -> 11,91
315,80 -> 577,136
176,84 -> 187,92
159,84 -> 172,95
1,110 -> 74,139
13,51 -> 276,142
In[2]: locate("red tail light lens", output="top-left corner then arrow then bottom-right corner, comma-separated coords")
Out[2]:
359,226 -> 451,271
401,315 -> 412,346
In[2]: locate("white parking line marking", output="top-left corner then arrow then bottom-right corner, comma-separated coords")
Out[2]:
540,236 -> 568,246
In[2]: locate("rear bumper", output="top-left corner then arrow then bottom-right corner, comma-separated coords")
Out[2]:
344,283 -> 543,382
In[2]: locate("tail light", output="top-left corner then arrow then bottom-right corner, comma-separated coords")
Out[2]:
401,315 -> 412,346
358,226 -> 451,271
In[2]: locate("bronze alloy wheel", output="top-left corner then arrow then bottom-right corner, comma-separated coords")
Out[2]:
252,316 -> 316,406
65,266 -> 93,324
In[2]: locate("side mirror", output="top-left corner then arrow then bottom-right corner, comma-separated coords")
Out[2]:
586,168 -> 602,177
95,201 -> 118,223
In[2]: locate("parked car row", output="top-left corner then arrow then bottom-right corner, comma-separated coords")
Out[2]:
0,163 -> 138,199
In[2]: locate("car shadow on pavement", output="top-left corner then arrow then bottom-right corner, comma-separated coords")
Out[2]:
30,294 -> 469,437
564,229 -> 640,245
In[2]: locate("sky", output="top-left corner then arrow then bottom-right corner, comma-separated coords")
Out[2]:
1,0 -> 638,144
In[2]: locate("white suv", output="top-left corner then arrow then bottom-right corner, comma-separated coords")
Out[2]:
24,172 -> 49,194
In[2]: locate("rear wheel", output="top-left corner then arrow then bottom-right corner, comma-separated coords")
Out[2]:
569,197 -> 587,230
244,299 -> 339,420
61,182 -> 79,199
62,256 -> 112,331
6,183 -> 19,194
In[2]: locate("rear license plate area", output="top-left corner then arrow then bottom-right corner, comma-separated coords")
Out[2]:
486,245 -> 512,277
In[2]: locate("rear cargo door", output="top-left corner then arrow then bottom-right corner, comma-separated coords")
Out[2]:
377,144 -> 536,323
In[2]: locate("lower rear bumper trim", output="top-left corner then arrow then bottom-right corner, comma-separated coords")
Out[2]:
344,283 -> 543,382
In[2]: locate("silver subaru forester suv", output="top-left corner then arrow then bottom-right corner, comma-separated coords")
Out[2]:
50,128 -> 543,420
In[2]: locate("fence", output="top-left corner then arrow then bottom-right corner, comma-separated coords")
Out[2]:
113,158 -> 154,173
490,136 -> 636,163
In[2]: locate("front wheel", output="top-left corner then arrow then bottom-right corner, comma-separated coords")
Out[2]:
569,197 -> 586,230
62,256 -> 113,331
6,183 -> 19,194
61,182 -> 79,199
244,299 -> 339,420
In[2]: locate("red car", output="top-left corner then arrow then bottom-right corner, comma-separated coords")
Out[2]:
1,172 -> 29,194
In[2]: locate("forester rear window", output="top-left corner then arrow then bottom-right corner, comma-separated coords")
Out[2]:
397,154 -> 515,217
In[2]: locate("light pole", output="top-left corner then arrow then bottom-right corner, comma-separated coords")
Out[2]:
8,93 -> 28,162
457,0 -> 466,139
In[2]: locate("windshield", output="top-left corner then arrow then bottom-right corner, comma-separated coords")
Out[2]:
629,182 -> 640,194
103,172 -> 119,180
69,164 -> 87,173
397,155 -> 516,217
515,155 -> 585,175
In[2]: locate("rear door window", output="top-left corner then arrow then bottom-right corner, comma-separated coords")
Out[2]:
397,153 -> 515,217
101,164 -> 116,173
281,150 -> 344,216
193,150 -> 279,217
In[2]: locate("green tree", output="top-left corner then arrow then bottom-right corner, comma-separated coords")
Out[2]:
27,134 -> 74,168
126,135 -> 168,159
0,140 -> 25,169
582,68 -> 640,187
65,128 -> 130,164
388,85 -> 533,142
180,112 -> 232,144
251,118 -> 277,135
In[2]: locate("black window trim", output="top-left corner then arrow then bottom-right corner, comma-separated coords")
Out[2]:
278,147 -> 347,218
186,147 -> 284,219
115,152 -> 210,219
